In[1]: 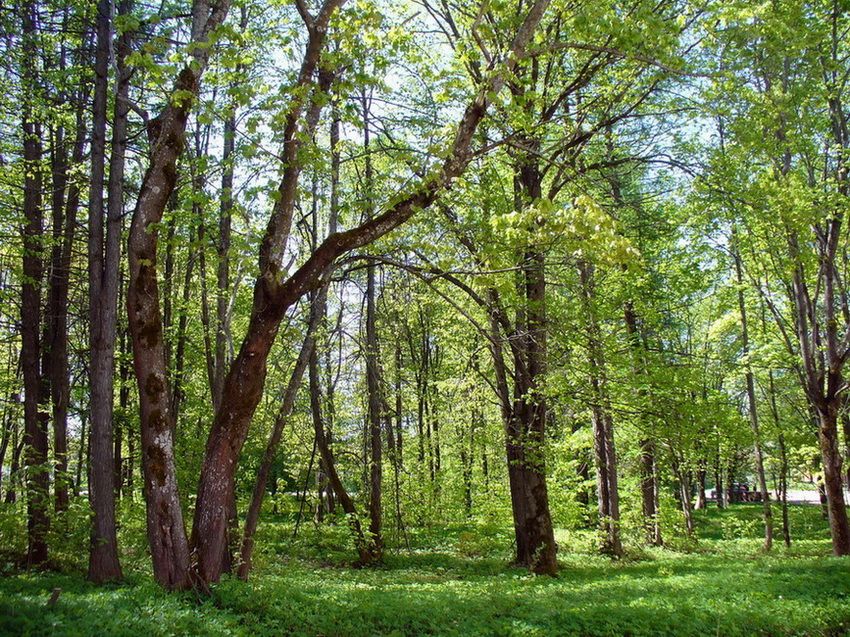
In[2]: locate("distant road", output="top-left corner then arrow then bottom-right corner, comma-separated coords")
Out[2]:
705,489 -> 850,504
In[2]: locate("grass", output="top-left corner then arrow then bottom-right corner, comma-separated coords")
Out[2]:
1,505 -> 849,636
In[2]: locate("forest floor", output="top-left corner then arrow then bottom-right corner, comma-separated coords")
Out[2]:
1,504 -> 849,636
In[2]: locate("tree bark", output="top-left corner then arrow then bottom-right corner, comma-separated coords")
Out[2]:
88,0 -> 132,583
20,0 -> 49,568
623,301 -> 662,545
126,1 -> 233,590
362,91 -> 384,561
816,405 -> 850,554
731,228 -> 773,550
310,291 -> 372,564
237,302 -> 319,579
43,82 -> 83,514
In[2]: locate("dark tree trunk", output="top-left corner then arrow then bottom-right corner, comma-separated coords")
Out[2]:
119,327 -> 133,499
623,301 -> 661,545
87,0 -> 133,583
5,439 -> 24,505
44,84 -> 84,513
74,411 -> 87,499
20,0 -> 49,568
671,450 -> 694,536
237,306 -> 318,579
578,261 -> 622,558
496,151 -> 557,575
122,0 -> 548,587
310,300 -> 372,564
390,338 -> 404,533
170,219 -> 199,423
816,405 -> 850,554
0,398 -> 12,498
777,432 -> 791,547
714,452 -> 726,509
362,92 -> 384,561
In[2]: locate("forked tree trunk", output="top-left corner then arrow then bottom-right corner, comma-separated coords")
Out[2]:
191,0 -> 551,584
124,0 -> 550,587
237,305 -> 318,579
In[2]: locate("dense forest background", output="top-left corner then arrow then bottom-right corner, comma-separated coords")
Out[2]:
1,0 -> 850,594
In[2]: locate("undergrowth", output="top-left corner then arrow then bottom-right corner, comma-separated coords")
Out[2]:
1,504 -> 848,636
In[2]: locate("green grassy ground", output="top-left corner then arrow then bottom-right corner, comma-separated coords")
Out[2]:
1,505 -> 849,636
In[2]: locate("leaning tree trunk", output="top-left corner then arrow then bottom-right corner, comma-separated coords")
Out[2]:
126,1 -> 233,590
237,303 -> 319,579
121,0 -> 550,588
190,0 -> 552,584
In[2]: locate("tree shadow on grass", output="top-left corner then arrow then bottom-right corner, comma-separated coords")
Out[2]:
2,554 -> 849,636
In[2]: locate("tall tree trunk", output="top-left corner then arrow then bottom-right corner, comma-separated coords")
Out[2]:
671,449 -> 694,536
119,326 -> 133,499
88,0 -> 132,582
212,2 -> 246,409
0,398 -> 13,498
731,228 -> 773,550
20,0 -> 49,568
623,301 -> 662,545
170,221 -> 199,423
714,448 -> 726,509
122,0 -> 549,587
127,2 -> 234,589
578,261 -> 622,557
362,91 -> 384,561
44,81 -> 83,513
499,150 -> 557,574
5,439 -> 24,505
74,411 -> 87,499
310,297 -> 372,564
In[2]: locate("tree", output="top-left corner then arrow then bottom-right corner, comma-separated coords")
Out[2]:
88,0 -> 131,583
697,0 -> 850,555
125,0 -> 552,589
19,0 -> 49,567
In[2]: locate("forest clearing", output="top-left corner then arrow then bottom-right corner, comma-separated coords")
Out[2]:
2,0 -> 850,634
2,504 -> 850,636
